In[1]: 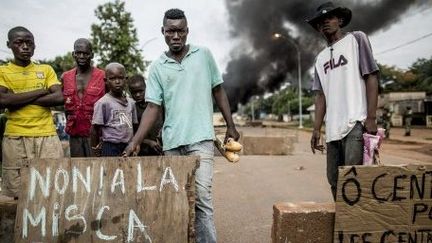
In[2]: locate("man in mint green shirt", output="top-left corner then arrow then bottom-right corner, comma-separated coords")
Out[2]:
144,43 -> 224,150
124,8 -> 239,243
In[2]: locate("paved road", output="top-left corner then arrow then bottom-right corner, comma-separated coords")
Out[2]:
213,127 -> 432,243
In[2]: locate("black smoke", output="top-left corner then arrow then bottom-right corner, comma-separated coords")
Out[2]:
223,0 -> 418,109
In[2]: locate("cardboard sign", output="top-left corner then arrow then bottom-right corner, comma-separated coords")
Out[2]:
335,165 -> 432,243
14,156 -> 199,243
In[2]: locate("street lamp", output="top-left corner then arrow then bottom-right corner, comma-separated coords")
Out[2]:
273,33 -> 303,128
251,98 -> 255,122
250,95 -> 259,122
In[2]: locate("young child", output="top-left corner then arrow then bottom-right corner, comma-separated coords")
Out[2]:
127,74 -> 164,156
91,63 -> 137,156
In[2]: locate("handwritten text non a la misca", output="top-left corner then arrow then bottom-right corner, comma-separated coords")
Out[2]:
28,163 -> 180,200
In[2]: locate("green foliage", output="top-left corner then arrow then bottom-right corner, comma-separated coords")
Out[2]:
0,58 -> 13,65
272,89 -> 296,116
410,57 -> 432,94
258,95 -> 275,114
243,95 -> 275,119
378,56 -> 432,94
36,53 -> 75,111
243,87 -> 313,120
39,52 -> 75,78
91,0 -> 145,74
378,63 -> 415,92
271,88 -> 313,116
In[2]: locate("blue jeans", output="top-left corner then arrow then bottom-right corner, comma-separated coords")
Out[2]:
165,140 -> 216,243
326,122 -> 364,200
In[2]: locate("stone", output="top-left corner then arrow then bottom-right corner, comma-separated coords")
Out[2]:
243,136 -> 294,155
272,202 -> 335,243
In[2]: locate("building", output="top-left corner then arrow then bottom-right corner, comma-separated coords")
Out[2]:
378,92 -> 427,126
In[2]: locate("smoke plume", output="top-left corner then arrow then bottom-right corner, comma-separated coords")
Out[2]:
223,0 -> 418,109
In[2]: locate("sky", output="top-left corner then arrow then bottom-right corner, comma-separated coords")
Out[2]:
1,0 -> 431,72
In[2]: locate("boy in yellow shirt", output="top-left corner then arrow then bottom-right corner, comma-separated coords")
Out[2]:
0,26 -> 64,199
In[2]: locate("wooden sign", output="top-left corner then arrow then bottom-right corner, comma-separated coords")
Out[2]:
14,156 -> 199,243
335,165 -> 432,243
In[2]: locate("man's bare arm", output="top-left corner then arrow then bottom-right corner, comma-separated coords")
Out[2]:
33,84 -> 64,107
90,124 -> 103,156
311,90 -> 326,154
212,84 -> 240,142
0,86 -> 48,109
123,103 -> 162,156
91,125 -> 102,148
364,72 -> 379,134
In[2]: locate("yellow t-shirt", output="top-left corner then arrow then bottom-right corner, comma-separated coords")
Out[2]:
0,62 -> 60,136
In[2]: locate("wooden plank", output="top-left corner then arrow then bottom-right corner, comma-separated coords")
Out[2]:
0,195 -> 17,242
14,156 -> 199,243
334,164 -> 432,242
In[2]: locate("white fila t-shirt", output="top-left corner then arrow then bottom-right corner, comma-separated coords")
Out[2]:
312,31 -> 379,142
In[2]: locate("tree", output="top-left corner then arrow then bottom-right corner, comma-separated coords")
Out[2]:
39,52 -> 74,78
378,57 -> 432,94
272,89 -> 296,118
378,63 -> 418,92
242,86 -> 314,121
35,53 -> 75,111
271,88 -> 312,116
91,0 -> 145,74
410,57 -> 432,94
0,58 -> 13,65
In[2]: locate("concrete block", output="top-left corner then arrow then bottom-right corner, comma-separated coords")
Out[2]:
213,127 -> 297,156
243,136 -> 294,155
246,121 -> 263,127
272,202 -> 335,243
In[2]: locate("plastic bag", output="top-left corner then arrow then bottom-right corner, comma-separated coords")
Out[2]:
363,128 -> 385,165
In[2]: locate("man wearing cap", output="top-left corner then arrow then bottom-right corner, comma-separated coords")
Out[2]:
308,2 -> 379,199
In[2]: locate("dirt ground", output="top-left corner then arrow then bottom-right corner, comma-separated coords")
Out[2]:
378,127 -> 432,163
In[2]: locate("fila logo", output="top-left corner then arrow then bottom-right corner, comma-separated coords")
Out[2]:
324,55 -> 348,74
